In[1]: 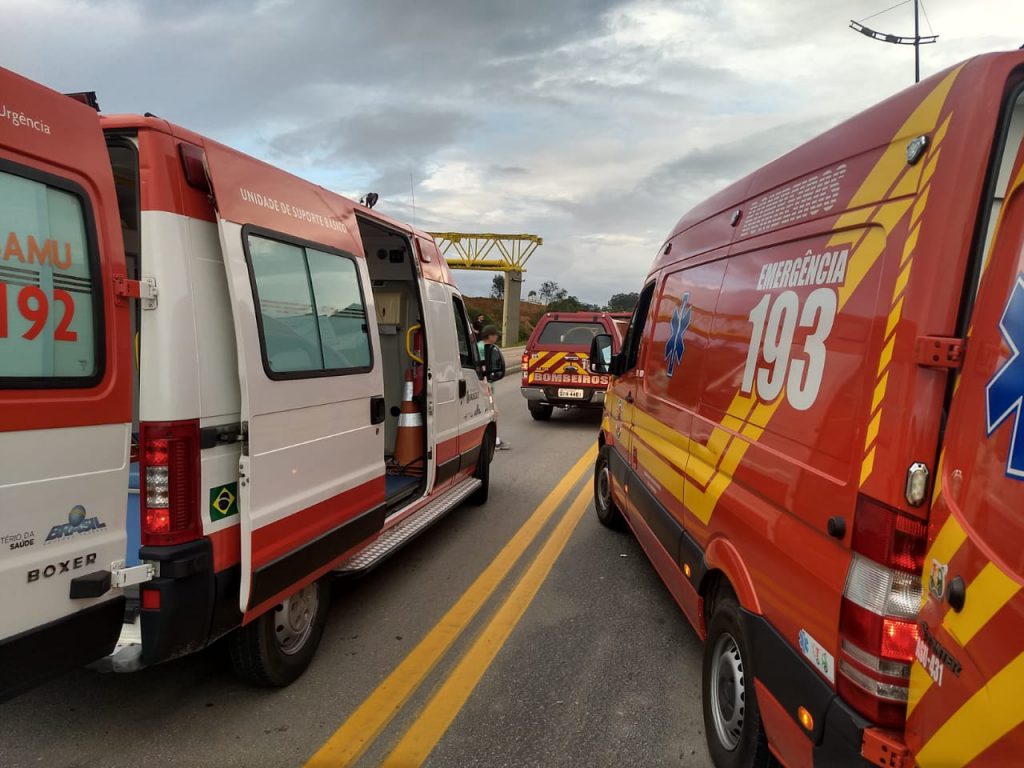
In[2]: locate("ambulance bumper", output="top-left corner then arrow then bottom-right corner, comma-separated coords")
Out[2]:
743,608 -> 875,767
521,387 -> 606,405
138,539 -> 217,665
0,595 -> 124,702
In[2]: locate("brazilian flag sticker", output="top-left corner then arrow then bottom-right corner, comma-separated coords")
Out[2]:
209,483 -> 239,522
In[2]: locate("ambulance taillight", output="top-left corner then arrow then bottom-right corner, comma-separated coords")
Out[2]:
139,420 -> 201,546
838,495 -> 927,728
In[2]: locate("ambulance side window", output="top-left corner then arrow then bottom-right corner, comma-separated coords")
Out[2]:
622,282 -> 656,372
246,232 -> 372,377
450,295 -> 475,368
0,162 -> 101,385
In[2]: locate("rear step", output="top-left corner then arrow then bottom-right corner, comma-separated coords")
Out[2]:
338,476 -> 482,574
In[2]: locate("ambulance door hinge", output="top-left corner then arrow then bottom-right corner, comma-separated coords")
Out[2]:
114,275 -> 158,310
915,335 -> 964,369
110,559 -> 156,589
861,727 -> 909,768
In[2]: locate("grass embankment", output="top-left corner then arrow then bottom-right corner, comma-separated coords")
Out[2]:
464,297 -> 547,345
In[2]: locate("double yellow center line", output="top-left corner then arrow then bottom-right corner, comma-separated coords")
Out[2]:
306,445 -> 597,767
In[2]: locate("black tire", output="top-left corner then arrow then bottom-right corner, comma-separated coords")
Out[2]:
529,401 -> 553,421
469,428 -> 495,505
701,592 -> 773,768
594,446 -> 626,530
228,576 -> 331,687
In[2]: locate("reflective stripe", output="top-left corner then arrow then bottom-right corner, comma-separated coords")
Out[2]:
915,650 -> 1024,767
398,412 -> 423,427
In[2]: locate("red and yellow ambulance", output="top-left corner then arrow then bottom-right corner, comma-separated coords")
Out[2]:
590,51 -> 1024,767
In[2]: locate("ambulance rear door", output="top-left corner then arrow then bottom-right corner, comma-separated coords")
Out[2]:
0,67 -> 132,700
908,84 -> 1024,767
202,141 -> 386,619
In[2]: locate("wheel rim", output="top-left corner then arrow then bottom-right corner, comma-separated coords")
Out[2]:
597,462 -> 611,514
710,631 -> 745,751
273,583 -> 318,656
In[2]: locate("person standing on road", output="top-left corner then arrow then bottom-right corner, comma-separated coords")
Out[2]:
473,315 -> 485,335
477,325 -> 510,451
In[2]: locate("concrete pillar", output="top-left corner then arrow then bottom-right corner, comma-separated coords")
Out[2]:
502,270 -> 523,345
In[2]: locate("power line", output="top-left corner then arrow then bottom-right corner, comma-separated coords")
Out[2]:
858,0 -> 912,24
919,0 -> 934,35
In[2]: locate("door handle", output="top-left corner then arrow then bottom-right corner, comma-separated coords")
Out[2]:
459,379 -> 468,399
370,396 -> 386,425
626,392 -> 634,404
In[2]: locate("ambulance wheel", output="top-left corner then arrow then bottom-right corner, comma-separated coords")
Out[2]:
469,428 -> 495,505
529,402 -> 553,421
701,592 -> 773,768
228,577 -> 331,687
594,447 -> 625,530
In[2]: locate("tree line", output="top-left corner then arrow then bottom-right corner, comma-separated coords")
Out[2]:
491,275 -> 638,313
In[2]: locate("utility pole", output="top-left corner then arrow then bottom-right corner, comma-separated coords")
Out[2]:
850,0 -> 938,84
914,0 -> 920,83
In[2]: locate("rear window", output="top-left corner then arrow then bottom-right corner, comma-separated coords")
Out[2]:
537,321 -> 605,346
0,164 -> 100,385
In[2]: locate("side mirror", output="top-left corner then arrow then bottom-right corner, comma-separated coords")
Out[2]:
589,334 -> 613,374
485,344 -> 506,382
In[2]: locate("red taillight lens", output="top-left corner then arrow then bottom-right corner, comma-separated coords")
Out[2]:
881,617 -> 918,660
851,496 -> 927,572
141,588 -> 161,610
839,494 -> 928,729
139,420 -> 201,547
145,438 -> 169,466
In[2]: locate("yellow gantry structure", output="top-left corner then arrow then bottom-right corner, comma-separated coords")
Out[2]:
429,233 -> 543,343
429,233 -> 543,273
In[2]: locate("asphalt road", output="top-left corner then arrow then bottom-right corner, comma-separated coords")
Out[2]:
0,378 -> 711,768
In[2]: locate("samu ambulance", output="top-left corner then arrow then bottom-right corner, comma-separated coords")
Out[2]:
589,51 -> 1024,767
1,65 -> 503,699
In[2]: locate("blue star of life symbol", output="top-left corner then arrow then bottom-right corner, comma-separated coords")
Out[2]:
665,292 -> 691,378
986,275 -> 1024,479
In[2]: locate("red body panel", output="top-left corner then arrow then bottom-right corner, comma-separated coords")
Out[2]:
599,51 -> 1024,766
0,68 -> 131,432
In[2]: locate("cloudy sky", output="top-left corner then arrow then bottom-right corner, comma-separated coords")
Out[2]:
4,0 -> 1023,303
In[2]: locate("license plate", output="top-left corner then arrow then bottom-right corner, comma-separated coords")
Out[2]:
557,388 -> 585,399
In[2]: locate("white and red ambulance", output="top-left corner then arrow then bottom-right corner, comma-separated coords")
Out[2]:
0,65 -> 503,698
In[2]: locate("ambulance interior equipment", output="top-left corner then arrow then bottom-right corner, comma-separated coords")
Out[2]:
360,217 -> 429,506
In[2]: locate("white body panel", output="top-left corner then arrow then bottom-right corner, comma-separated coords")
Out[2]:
0,424 -> 128,637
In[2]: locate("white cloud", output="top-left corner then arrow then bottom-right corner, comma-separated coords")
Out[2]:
3,0 -> 1024,304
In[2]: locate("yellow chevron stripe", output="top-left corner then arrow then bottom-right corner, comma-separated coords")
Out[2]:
915,649 -> 1024,767
943,562 -> 1021,646
858,111 -> 956,487
871,372 -> 889,412
912,557 -> 1017,719
908,513 -> 968,716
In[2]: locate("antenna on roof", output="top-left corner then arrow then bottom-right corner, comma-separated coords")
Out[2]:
849,0 -> 938,83
410,172 -> 417,229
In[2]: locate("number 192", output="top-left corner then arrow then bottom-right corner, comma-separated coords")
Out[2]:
0,282 -> 78,342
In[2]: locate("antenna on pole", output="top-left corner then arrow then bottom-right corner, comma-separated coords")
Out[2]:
849,0 -> 938,83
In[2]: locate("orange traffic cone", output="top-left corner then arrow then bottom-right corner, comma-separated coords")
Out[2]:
394,369 -> 424,473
